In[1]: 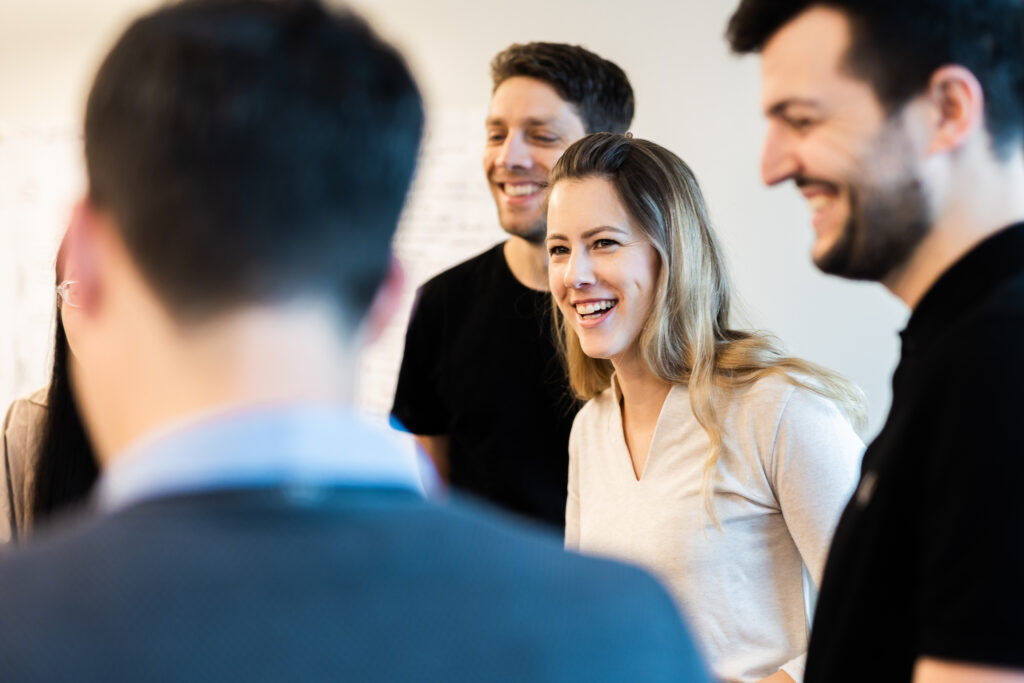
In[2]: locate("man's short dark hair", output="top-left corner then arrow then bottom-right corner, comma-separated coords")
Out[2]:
726,0 -> 1024,155
85,0 -> 424,323
490,42 -> 634,134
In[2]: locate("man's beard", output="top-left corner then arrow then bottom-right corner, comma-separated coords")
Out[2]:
815,178 -> 930,281
500,212 -> 547,244
814,125 -> 931,282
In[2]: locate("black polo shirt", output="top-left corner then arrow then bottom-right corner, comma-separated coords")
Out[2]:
805,224 -> 1024,681
391,243 -> 580,529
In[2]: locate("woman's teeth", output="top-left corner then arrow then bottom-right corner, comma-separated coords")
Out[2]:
575,300 -> 616,318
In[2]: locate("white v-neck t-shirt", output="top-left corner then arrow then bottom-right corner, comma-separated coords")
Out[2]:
565,374 -> 863,683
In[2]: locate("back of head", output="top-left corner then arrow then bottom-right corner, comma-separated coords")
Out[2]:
85,0 -> 424,325
490,42 -> 634,134
726,0 -> 1024,156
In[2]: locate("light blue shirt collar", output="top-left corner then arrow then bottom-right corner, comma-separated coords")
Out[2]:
97,403 -> 435,513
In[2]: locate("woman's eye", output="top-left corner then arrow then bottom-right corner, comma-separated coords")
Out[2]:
533,134 -> 558,143
548,245 -> 569,257
593,238 -> 618,249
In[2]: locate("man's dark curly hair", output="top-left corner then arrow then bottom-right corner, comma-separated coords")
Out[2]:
726,0 -> 1024,156
490,42 -> 634,134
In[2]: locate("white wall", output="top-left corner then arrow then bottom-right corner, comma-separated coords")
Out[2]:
0,0 -> 907,437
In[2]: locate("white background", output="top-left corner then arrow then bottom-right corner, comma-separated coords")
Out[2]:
0,0 -> 907,438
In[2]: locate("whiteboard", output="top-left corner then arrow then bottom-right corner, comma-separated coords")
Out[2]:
0,109 -> 503,424
357,106 -> 504,420
0,124 -> 84,411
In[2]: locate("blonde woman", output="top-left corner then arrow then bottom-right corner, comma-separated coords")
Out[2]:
545,133 -> 865,683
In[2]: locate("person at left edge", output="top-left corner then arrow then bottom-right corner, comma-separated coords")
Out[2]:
391,43 -> 635,528
2,232 -> 98,546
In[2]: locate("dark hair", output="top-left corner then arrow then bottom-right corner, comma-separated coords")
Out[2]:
726,0 -> 1024,154
490,42 -> 634,134
31,313 -> 98,530
30,238 -> 98,535
84,0 -> 424,324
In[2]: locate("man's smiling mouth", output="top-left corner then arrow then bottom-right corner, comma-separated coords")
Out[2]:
500,181 -> 543,197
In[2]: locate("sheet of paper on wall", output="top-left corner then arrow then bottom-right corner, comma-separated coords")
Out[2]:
0,124 -> 85,412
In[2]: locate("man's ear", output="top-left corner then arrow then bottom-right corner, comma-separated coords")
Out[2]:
63,198 -> 105,314
363,255 -> 405,344
926,64 -> 985,155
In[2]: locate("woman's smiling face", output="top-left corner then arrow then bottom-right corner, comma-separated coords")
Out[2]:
546,176 -> 660,365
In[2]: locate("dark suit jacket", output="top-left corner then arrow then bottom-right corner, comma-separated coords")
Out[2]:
0,486 -> 708,682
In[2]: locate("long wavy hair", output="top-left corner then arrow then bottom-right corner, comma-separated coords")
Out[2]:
30,237 -> 98,534
549,133 -> 866,521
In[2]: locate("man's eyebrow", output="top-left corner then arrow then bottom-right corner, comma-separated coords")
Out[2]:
766,98 -> 822,117
485,116 -> 557,127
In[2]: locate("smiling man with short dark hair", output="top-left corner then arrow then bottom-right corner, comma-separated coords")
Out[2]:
728,1 -> 1024,681
392,42 -> 634,528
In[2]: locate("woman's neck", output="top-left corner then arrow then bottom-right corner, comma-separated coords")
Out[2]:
612,351 -> 673,421
612,350 -> 673,479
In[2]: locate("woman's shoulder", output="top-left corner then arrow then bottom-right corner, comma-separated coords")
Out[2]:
722,374 -> 863,477
3,387 -> 49,442
576,384 -> 617,418
724,372 -> 851,429
724,372 -> 796,412
569,385 -> 620,457
25,386 -> 48,409
571,385 -> 619,440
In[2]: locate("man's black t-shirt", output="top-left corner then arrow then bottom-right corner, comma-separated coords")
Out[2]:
392,243 -> 580,528
805,224 -> 1024,682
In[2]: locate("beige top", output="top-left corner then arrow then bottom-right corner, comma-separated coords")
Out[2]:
1,387 -> 48,545
566,375 -> 864,683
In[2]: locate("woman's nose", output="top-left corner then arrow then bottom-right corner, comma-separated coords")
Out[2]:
564,251 -> 595,289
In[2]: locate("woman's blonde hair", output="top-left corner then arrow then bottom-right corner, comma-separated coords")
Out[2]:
549,133 -> 866,521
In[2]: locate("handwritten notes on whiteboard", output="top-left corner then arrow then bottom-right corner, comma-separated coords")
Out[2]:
0,124 -> 84,410
0,109 -> 502,423
357,106 -> 503,421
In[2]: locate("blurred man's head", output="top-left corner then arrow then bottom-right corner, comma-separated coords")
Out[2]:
84,0 -> 422,325
67,0 -> 423,458
483,43 -> 634,243
727,0 -> 1024,282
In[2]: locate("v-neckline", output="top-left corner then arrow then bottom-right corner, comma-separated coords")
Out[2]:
611,376 -> 675,483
